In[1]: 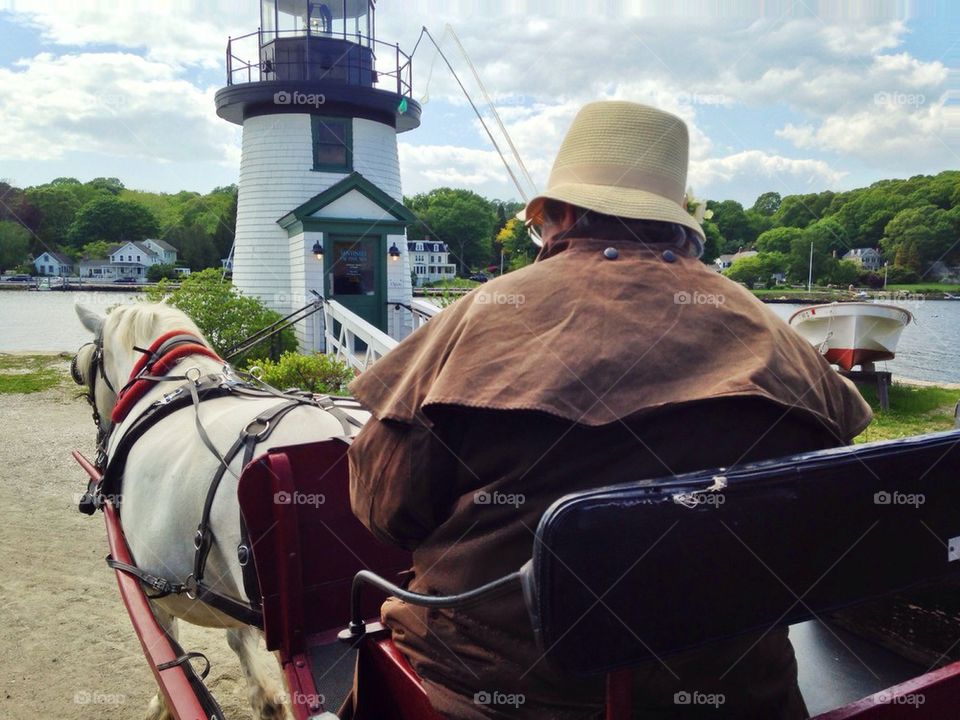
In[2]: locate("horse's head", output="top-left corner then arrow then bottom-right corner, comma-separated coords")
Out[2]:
72,302 -> 208,435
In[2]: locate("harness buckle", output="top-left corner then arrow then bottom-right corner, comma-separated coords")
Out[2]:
244,418 -> 271,440
184,573 -> 198,600
157,387 -> 184,405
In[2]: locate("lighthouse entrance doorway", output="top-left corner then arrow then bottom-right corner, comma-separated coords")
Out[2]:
325,235 -> 386,332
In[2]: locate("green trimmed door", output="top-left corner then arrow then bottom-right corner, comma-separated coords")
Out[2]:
325,235 -> 386,331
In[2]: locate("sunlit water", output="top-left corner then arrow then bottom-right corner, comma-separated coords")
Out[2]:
0,289 -> 142,352
1,290 -> 958,383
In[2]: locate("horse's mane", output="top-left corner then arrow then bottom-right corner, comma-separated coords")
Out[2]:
107,303 -> 208,351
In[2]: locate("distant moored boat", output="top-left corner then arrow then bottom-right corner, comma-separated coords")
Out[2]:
788,302 -> 913,371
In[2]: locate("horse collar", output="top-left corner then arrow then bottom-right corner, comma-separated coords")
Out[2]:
110,330 -> 223,425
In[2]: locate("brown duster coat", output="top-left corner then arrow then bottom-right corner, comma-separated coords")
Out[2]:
348,237 -> 873,719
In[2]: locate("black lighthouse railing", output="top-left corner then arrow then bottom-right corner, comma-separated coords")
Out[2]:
225,28 -> 413,98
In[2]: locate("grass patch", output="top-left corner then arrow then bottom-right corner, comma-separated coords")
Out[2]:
885,283 -> 959,293
0,354 -> 67,394
855,383 -> 959,443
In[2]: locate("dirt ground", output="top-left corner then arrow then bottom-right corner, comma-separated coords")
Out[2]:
0,358 -> 283,720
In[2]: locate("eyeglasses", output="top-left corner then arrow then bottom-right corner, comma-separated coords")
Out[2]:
526,220 -> 543,248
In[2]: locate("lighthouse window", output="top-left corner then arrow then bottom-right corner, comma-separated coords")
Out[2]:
312,116 -> 353,172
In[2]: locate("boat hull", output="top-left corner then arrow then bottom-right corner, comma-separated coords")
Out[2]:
788,303 -> 912,371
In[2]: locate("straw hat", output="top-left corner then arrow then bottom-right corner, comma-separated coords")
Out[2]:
524,101 -> 705,251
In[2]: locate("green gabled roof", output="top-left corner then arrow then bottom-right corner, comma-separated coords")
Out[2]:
277,172 -> 417,229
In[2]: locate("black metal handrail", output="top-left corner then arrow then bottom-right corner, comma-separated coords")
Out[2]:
225,28 -> 413,97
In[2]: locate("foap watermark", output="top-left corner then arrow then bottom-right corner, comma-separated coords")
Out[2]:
674,690 -> 725,708
474,490 -> 525,508
274,490 -> 326,507
676,91 -> 731,107
475,291 -> 525,307
674,290 -> 725,306
874,290 -> 925,308
279,690 -> 326,712
875,691 -> 925,708
874,490 -> 925,508
73,491 -> 121,508
274,90 -> 325,108
874,91 -> 925,108
474,690 -> 525,708
97,93 -> 127,111
74,690 -> 126,705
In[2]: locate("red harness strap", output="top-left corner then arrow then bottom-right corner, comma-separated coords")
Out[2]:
111,330 -> 223,425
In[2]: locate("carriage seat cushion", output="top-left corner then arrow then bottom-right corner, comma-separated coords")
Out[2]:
521,429 -> 960,677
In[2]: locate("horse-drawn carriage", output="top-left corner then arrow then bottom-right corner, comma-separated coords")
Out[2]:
72,302 -> 960,719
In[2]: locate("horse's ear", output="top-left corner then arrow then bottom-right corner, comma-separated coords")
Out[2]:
75,304 -> 105,335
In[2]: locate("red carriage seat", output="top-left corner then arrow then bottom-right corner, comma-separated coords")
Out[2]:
238,438 -> 438,719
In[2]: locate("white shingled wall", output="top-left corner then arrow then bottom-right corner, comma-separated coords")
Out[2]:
233,113 -> 412,340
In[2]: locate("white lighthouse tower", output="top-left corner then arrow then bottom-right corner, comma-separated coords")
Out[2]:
215,0 -> 421,350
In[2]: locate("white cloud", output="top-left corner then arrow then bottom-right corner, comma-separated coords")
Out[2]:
1,1 -> 254,69
0,52 -> 240,166
692,150 -> 845,193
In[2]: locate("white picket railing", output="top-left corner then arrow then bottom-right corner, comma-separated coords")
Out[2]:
410,298 -> 441,330
323,300 -> 397,372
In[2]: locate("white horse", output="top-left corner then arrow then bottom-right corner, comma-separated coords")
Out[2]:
72,302 -> 367,720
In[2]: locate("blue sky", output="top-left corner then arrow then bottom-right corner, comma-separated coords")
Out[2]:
0,1 -> 957,208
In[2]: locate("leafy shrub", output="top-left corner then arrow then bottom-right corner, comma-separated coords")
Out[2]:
250,351 -> 354,395
886,266 -> 920,285
147,263 -> 180,281
146,268 -> 296,362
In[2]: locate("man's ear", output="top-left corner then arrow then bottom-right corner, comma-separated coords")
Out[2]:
75,304 -> 104,335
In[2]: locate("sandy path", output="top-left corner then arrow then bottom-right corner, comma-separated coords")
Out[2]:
0,361 -> 282,720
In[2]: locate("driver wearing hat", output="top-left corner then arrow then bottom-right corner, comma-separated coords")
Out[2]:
347,101 -> 872,719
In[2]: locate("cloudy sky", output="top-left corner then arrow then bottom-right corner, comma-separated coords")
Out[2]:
0,0 -> 957,207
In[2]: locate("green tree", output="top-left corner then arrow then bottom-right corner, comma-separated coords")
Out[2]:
146,268 -> 296,362
707,200 -> 755,252
881,205 -> 957,270
166,224 -> 220,270
751,191 -> 782,216
87,177 -> 125,196
0,221 -> 31,273
723,254 -> 779,289
81,240 -> 112,259
406,188 -> 497,274
699,220 -> 723,264
67,196 -> 159,247
496,217 -> 536,271
25,185 -> 82,248
756,226 -> 802,255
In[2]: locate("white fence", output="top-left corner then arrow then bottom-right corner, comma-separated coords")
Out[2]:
324,298 -> 444,372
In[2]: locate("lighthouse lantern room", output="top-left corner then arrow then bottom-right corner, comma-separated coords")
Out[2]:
216,0 -> 422,350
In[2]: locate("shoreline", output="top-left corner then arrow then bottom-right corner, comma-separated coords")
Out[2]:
3,350 -> 958,389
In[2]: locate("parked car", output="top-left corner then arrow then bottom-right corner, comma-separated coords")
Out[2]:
468,273 -> 489,283
5,274 -> 32,283
113,277 -> 138,284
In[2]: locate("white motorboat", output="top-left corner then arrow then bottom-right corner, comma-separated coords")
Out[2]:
788,302 -> 912,371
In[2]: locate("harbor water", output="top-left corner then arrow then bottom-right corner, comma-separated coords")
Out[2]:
1,290 -> 958,384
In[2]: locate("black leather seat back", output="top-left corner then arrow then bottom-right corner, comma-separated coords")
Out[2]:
522,430 -> 960,677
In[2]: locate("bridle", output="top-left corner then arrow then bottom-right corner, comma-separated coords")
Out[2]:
72,332 -> 117,469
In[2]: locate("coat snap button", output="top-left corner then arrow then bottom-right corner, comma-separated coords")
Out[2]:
662,249 -> 677,263
603,247 -> 619,260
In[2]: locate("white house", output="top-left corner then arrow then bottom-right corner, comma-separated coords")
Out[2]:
80,240 -> 178,280
408,240 -> 457,286
842,247 -> 883,271
715,250 -> 758,271
142,238 -> 178,265
33,251 -> 74,277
